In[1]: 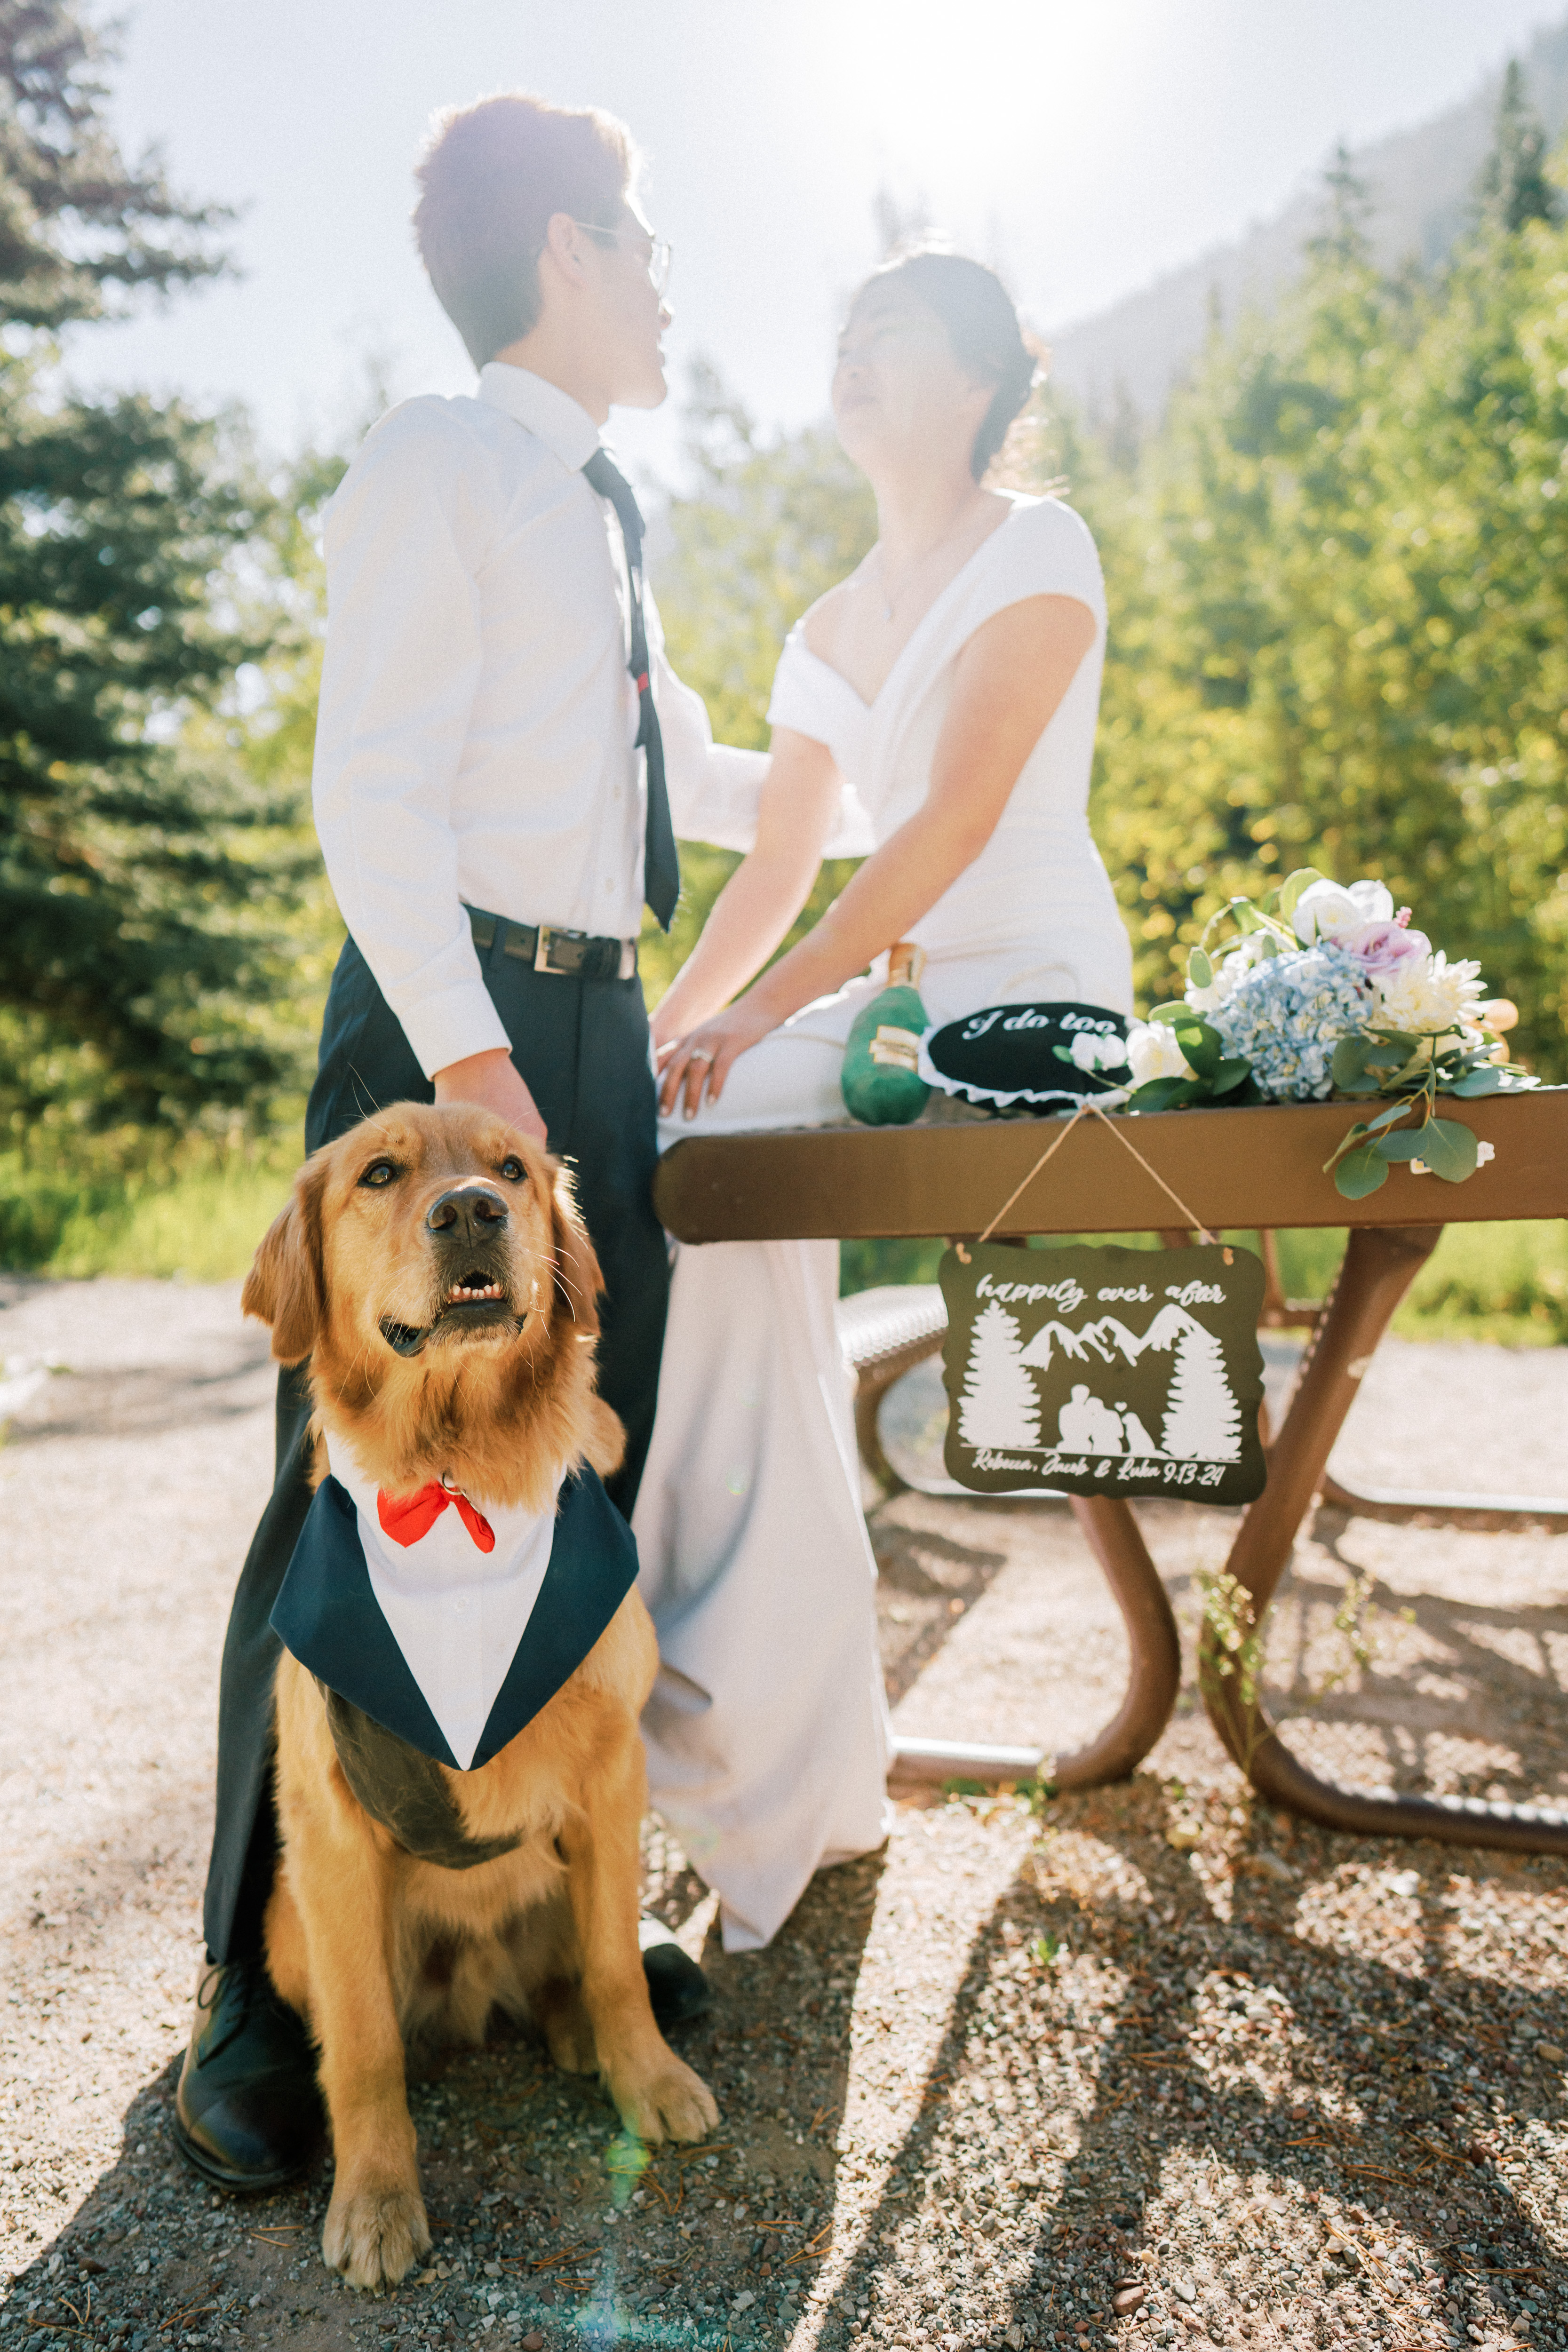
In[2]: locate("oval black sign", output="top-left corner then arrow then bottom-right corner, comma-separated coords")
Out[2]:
919,1001 -> 1132,1110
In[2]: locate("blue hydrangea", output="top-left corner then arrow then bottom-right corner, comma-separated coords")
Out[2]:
1207,943 -> 1372,1101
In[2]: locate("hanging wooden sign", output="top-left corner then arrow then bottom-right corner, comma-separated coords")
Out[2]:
939,1240 -> 1267,1505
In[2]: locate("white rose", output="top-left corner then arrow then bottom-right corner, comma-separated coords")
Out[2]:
1127,1021 -> 1194,1085
1292,877 -> 1394,946
1068,1030 -> 1130,1075
1370,950 -> 1485,1036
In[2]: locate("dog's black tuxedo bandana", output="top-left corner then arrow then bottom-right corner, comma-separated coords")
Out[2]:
271,1445 -> 638,1867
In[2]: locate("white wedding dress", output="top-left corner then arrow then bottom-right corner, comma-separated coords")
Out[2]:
632,495 -> 1134,1950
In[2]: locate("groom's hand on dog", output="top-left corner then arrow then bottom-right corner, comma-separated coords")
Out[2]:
433,1045 -> 549,1145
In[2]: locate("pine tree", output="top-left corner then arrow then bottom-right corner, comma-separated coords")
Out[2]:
1478,61 -> 1560,237
1160,1323 -> 1242,1462
957,1300 -> 1041,1452
0,1 -> 314,1135
0,0 -> 229,326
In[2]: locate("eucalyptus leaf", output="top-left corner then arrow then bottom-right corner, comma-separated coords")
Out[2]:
1279,867 -> 1327,921
1211,1057 -> 1253,1095
1188,947 -> 1213,990
1334,1144 -> 1391,1199
1373,1128 -> 1430,1161
1361,1041 -> 1417,1073
1331,1036 -> 1375,1087
1446,1066 -> 1504,1098
1411,1117 -> 1479,1183
1361,1101 -> 1415,1134
1148,1001 -> 1187,1024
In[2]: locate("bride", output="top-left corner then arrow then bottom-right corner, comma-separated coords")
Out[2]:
633,249 -> 1133,1951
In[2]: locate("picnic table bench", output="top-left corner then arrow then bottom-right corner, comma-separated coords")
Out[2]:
653,1087 -> 1568,1859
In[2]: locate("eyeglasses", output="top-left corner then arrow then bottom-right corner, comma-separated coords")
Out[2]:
566,218 -> 673,300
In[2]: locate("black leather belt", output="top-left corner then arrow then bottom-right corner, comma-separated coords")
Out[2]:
467,905 -> 637,981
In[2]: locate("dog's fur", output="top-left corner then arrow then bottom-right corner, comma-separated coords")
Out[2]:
244,1102 -> 716,2290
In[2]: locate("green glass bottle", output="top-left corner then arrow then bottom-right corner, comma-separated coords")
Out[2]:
841,942 -> 931,1126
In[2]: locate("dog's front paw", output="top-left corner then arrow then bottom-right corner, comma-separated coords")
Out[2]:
609,2051 -> 720,2147
321,2176 -> 431,2290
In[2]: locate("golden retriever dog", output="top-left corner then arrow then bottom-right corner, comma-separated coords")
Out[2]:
243,1101 -> 717,2290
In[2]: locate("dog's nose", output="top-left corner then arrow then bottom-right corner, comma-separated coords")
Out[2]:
425,1184 -> 509,1243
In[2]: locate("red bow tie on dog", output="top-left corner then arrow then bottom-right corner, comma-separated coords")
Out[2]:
376,1483 -> 496,1554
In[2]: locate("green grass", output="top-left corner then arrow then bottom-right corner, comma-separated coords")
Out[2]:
1274,1222 -> 1568,1346
3,1148 -> 1566,1345
0,1145 -> 295,1283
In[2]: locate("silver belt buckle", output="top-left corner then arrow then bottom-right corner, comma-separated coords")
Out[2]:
533,923 -> 563,974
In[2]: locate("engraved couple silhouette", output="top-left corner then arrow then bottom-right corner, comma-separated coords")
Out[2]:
1056,1382 -> 1161,1458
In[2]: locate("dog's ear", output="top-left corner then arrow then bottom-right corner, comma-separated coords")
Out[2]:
243,1152 -> 329,1364
548,1160 -> 603,1343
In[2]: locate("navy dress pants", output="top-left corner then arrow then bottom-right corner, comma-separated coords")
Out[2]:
201,927 -> 669,1961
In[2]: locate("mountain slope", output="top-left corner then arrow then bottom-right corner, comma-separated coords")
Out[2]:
1048,13 -> 1568,421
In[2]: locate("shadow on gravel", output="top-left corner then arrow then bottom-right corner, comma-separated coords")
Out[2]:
870,1511 -> 1012,1707
824,1789 -> 1568,2352
5,1853 -> 884,2352
1270,1533 -> 1568,1810
8,1802 -> 1568,2352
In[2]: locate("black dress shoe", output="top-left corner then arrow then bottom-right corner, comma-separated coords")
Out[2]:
174,1955 -> 324,2192
639,1916 -> 711,2029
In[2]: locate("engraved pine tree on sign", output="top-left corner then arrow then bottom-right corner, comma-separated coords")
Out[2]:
1160,1316 -> 1243,1462
957,1299 -> 1041,1451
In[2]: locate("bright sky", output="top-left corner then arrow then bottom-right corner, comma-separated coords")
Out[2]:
83,0 -> 1564,485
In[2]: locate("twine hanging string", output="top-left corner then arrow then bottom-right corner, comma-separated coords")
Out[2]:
954,1100 -> 1233,1264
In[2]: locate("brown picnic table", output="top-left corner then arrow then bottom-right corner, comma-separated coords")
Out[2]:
653,1087 -> 1568,1859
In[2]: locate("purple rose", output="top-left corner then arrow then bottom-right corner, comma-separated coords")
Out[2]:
1343,921 -> 1431,974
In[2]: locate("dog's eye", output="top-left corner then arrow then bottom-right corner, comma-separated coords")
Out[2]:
499,1155 -> 527,1183
358,1160 -> 398,1189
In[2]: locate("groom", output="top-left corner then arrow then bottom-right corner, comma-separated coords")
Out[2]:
176,90 -> 764,2190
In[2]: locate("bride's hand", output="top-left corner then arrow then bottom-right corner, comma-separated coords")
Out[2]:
658,1000 -> 779,1121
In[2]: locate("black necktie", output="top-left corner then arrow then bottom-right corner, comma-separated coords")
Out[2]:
582,448 -> 680,930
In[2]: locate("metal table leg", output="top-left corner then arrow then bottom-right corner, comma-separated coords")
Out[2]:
854,1335 -> 945,1494
1054,1497 -> 1183,1789
1316,1470 -> 1568,1534
1252,1229 -> 1568,1532
889,1496 -> 1181,1793
1200,1223 -> 1568,1854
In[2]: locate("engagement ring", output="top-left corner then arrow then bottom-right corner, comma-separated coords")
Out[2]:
687,1048 -> 715,1064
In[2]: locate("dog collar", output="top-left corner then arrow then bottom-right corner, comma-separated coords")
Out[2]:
271,1449 -> 638,1771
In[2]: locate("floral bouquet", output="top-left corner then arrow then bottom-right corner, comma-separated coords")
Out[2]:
1122,870 -> 1533,1198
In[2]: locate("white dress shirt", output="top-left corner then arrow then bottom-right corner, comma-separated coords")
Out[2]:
311,362 -> 769,1077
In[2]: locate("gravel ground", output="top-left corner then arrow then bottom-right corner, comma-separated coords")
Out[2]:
3,1272 -> 1568,2352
